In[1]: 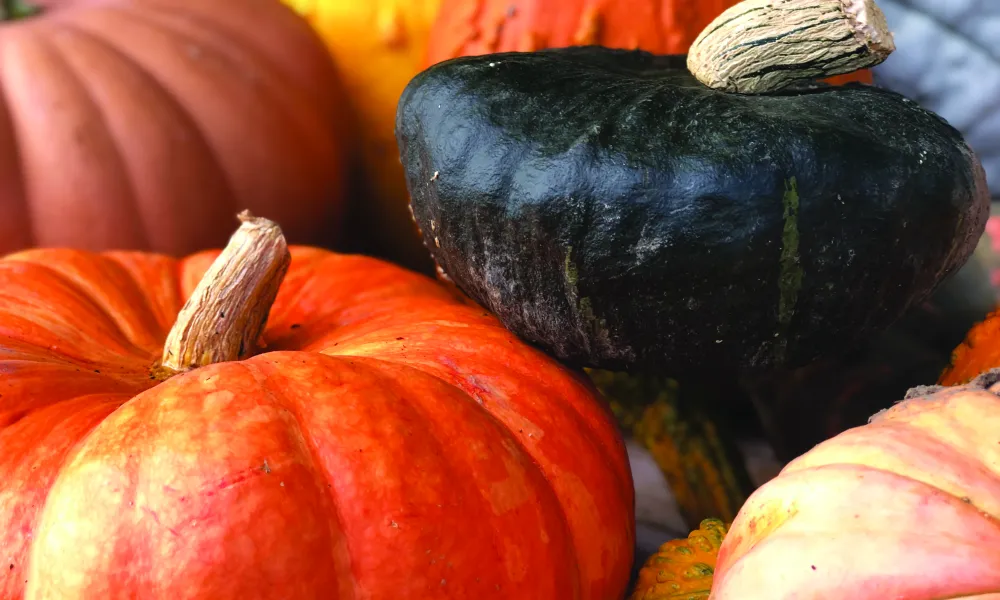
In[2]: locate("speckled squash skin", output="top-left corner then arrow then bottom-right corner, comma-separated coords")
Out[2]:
0,246 -> 634,599
630,518 -> 728,600
396,46 -> 991,374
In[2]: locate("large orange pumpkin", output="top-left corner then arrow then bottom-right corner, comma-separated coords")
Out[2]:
711,371 -> 1000,598
0,0 -> 349,256
283,0 -> 442,272
0,213 -> 634,599
425,0 -> 873,83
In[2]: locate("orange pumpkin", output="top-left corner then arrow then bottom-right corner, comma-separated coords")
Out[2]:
425,0 -> 873,85
0,213 -> 634,598
284,0 -> 442,272
711,371 -> 1000,598
630,519 -> 728,600
0,0 -> 349,256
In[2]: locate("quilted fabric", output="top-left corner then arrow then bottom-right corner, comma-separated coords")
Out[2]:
873,0 -> 1000,198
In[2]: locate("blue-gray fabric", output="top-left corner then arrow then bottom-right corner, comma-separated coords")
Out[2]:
874,0 -> 1000,198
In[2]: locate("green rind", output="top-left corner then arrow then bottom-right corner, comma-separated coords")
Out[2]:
396,47 -> 991,374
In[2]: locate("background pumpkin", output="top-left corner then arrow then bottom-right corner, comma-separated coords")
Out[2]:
283,0 -> 442,273
0,0 -> 348,257
424,0 -> 873,85
711,370 -> 1000,598
0,214 -> 634,599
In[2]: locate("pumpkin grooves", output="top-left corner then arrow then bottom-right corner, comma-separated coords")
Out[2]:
155,210 -> 290,376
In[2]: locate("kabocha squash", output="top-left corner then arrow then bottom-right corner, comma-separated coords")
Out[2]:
711,370 -> 1000,598
0,0 -> 349,257
630,519 -> 728,600
424,0 -> 873,84
283,0 -> 442,272
396,4 -> 990,375
0,213 -> 634,599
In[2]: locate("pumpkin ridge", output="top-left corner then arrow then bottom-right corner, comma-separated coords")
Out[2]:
0,288 -> 151,364
45,21 -> 150,246
247,352 -> 585,597
325,318 -> 636,498
101,2 -> 345,242
792,462 -> 1000,519
715,465 -> 1000,598
63,7 -> 243,226
782,426 -> 1000,517
233,358 -> 358,593
1,25 -> 153,248
137,0 -> 324,111
359,353 -> 633,597
1,253 -> 164,356
100,251 -> 186,336
55,18 -> 280,253
353,353 -> 587,598
0,26 -> 32,249
736,462 -> 1000,541
0,392 -> 128,600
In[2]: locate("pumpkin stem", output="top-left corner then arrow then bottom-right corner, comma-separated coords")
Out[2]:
0,0 -> 41,20
156,210 -> 291,377
687,0 -> 895,94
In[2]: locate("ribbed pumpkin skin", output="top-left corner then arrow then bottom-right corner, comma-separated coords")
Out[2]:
426,0 -> 741,59
424,0 -> 874,82
0,0 -> 348,256
712,375 -> 1000,599
0,246 -> 634,599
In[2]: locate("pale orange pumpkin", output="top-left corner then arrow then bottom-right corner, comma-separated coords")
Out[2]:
711,371 -> 1000,598
0,0 -> 349,256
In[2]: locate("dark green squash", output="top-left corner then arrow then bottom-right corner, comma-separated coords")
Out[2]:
396,46 -> 990,374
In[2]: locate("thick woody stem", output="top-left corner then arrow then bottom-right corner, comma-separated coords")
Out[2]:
157,211 -> 290,376
688,0 -> 895,94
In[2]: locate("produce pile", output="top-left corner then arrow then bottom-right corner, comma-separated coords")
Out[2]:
0,0 -> 996,598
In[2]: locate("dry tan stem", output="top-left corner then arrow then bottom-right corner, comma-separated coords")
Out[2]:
688,0 -> 895,94
158,210 -> 290,375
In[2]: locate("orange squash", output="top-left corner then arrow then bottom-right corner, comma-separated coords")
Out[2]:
0,0 -> 349,256
0,212 -> 635,599
940,306 -> 1000,385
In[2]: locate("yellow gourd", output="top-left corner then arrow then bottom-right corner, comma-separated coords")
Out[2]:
283,0 -> 442,272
